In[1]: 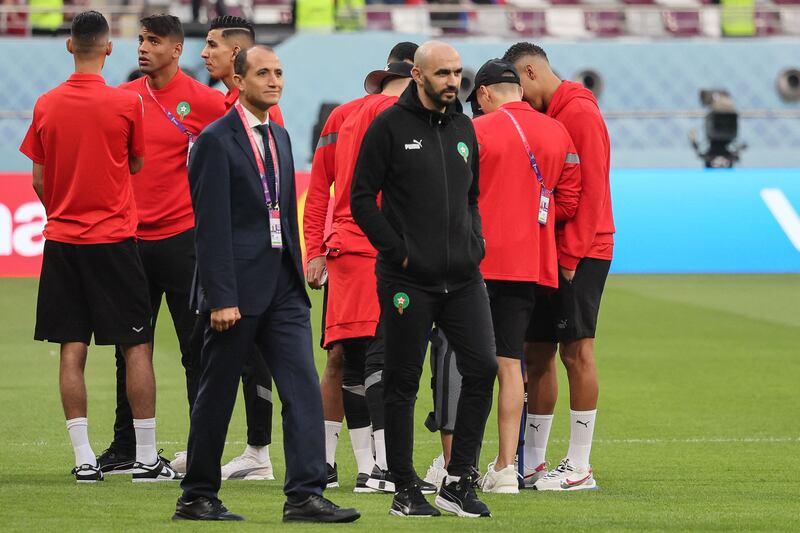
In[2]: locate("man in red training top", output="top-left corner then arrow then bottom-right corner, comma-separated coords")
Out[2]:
467,58 -> 581,494
324,60 -> 441,495
503,42 -> 615,491
20,10 -> 177,483
95,14 -> 227,477
302,42 -> 418,488
201,16 -> 283,123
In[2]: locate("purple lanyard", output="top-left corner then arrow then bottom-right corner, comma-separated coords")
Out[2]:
235,104 -> 280,208
145,79 -> 194,144
500,108 -> 550,195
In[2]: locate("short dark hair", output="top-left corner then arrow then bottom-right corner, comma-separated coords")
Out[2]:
234,45 -> 275,77
387,42 -> 418,63
502,42 -> 548,64
70,10 -> 109,54
209,16 -> 255,43
140,14 -> 184,43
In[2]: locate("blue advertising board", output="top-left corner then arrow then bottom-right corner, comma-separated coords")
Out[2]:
611,168 -> 800,273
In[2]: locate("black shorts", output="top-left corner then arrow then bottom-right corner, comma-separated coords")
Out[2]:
35,239 -> 153,346
486,280 -> 537,359
526,258 -> 611,343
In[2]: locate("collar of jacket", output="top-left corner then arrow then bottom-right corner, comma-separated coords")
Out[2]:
397,82 -> 463,126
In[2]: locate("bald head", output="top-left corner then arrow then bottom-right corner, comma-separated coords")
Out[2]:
414,40 -> 458,71
412,41 -> 462,112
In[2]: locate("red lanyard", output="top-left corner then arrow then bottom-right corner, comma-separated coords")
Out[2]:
235,103 -> 280,208
144,78 -> 194,144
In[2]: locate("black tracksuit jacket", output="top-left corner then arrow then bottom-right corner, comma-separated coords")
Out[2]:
351,82 -> 485,293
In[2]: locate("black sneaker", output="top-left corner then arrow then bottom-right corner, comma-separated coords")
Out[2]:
354,472 -> 378,493
390,484 -> 441,517
436,471 -> 492,518
96,448 -> 135,474
417,477 -> 438,496
326,463 -> 339,489
365,465 -> 395,493
72,464 -> 103,483
132,457 -> 184,482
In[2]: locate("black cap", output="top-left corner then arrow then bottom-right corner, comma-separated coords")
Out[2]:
364,62 -> 413,95
466,58 -> 521,102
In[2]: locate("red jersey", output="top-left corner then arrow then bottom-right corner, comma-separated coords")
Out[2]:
327,94 -> 398,256
303,96 -> 367,262
224,87 -> 284,126
119,69 -> 226,239
546,81 -> 615,269
474,101 -> 581,289
19,73 -> 145,244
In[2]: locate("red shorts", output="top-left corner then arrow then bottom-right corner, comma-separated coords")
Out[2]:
324,252 -> 379,347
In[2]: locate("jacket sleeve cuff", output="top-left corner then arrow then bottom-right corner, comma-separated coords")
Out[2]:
558,253 -> 581,271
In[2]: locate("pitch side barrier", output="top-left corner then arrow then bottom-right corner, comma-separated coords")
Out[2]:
0,168 -> 799,276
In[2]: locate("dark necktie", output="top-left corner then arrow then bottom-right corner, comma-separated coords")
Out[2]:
254,124 -> 277,206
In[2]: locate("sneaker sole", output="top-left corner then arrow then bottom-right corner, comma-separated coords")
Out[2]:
353,486 -> 379,493
132,477 -> 182,483
223,474 -> 275,481
102,467 -> 134,475
283,513 -> 360,523
534,481 -> 599,491
76,479 -> 101,484
434,496 -> 489,518
388,509 -> 438,518
483,484 -> 519,494
365,480 -> 395,493
326,482 -> 340,489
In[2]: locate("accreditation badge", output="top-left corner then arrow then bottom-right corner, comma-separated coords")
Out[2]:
538,188 -> 551,225
269,208 -> 282,249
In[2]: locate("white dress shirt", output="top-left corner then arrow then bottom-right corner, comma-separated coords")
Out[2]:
241,104 -> 270,161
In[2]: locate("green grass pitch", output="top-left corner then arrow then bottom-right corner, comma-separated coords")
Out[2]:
1,275 -> 798,531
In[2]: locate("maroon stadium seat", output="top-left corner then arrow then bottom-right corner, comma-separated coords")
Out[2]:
509,10 -> 547,36
755,9 -> 782,35
663,10 -> 701,36
366,11 -> 394,30
585,10 -> 625,36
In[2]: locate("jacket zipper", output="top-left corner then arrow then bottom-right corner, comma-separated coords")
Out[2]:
434,118 -> 449,294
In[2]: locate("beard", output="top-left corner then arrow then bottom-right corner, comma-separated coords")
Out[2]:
422,75 -> 458,109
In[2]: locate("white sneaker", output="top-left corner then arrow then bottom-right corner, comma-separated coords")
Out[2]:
533,458 -> 597,491
221,449 -> 275,481
523,461 -> 548,488
171,451 -> 187,474
480,460 -> 519,494
423,453 -> 448,489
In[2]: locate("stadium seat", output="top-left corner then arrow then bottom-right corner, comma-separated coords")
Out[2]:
779,7 -> 800,34
509,10 -> 547,35
626,8 -> 667,34
546,8 -> 592,37
585,10 -> 626,36
663,10 -> 702,35
366,10 -> 394,30
754,9 -> 782,35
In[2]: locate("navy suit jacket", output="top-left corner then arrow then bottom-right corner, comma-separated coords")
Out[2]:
188,107 -> 309,316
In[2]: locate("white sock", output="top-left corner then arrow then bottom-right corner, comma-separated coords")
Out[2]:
349,426 -> 375,474
325,421 -> 342,466
66,417 -> 96,467
372,429 -> 387,470
133,418 -> 158,465
567,409 -> 597,470
244,444 -> 269,463
524,413 -> 554,469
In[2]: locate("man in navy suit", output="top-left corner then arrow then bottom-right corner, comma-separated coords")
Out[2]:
173,45 -> 360,523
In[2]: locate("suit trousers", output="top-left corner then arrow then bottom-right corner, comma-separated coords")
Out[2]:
378,278 -> 497,487
181,255 -> 326,502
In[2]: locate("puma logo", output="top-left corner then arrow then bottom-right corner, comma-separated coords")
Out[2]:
529,423 -> 541,432
576,420 -> 590,428
404,139 -> 423,150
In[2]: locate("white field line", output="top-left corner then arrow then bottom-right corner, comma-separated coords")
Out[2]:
11,436 -> 800,447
